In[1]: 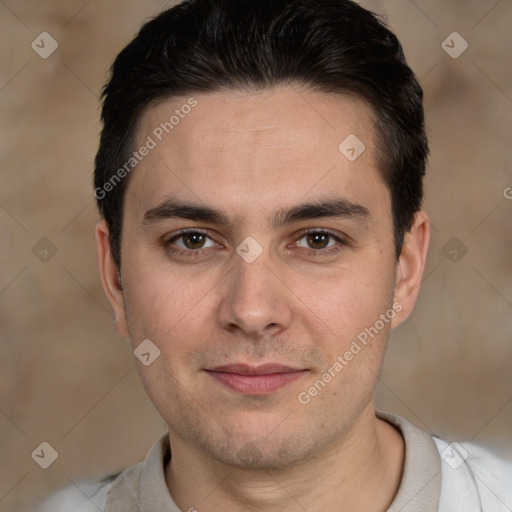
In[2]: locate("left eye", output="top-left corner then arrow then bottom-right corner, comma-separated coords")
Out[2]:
172,232 -> 216,250
296,231 -> 341,250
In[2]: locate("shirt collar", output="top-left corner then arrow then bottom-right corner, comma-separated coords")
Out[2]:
377,409 -> 441,511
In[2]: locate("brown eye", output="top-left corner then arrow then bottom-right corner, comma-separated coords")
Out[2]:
296,231 -> 341,251
181,232 -> 207,249
166,230 -> 217,253
304,232 -> 331,249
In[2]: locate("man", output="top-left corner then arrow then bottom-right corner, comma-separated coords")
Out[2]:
38,0 -> 511,510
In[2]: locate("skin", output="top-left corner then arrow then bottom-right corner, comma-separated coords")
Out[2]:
96,86 -> 430,512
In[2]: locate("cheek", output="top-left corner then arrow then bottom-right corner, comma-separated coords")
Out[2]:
290,259 -> 395,339
123,281 -> 185,338
120,252 -> 219,348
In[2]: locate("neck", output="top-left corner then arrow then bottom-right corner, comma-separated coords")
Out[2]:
166,403 -> 404,512
165,405 -> 404,512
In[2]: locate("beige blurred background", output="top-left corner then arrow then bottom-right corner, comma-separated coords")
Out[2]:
0,0 -> 511,510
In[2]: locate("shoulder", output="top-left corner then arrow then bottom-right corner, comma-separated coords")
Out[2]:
31,434 -> 168,512
433,437 -> 512,510
30,475 -> 118,512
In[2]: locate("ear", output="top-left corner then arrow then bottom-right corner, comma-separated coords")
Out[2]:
96,219 -> 130,338
391,211 -> 430,329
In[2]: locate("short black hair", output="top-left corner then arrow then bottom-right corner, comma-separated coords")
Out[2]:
94,0 -> 428,270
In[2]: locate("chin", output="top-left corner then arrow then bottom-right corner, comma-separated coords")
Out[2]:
196,422 -> 322,470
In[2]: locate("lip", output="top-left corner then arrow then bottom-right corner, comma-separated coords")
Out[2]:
205,364 -> 308,394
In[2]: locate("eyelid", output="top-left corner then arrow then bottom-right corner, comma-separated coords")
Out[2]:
294,227 -> 347,244
165,228 -> 217,248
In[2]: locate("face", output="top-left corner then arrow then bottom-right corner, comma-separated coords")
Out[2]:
97,86 -> 428,469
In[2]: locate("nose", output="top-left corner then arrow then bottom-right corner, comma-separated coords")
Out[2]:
217,251 -> 292,339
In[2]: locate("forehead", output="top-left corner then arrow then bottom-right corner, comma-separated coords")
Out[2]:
126,86 -> 389,226
138,86 -> 377,156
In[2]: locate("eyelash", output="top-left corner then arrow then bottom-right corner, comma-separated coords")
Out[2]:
164,228 -> 347,258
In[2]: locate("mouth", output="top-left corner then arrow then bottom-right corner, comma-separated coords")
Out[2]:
205,363 -> 309,394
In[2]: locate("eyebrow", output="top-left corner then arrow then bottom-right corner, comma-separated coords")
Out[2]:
141,197 -> 371,229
